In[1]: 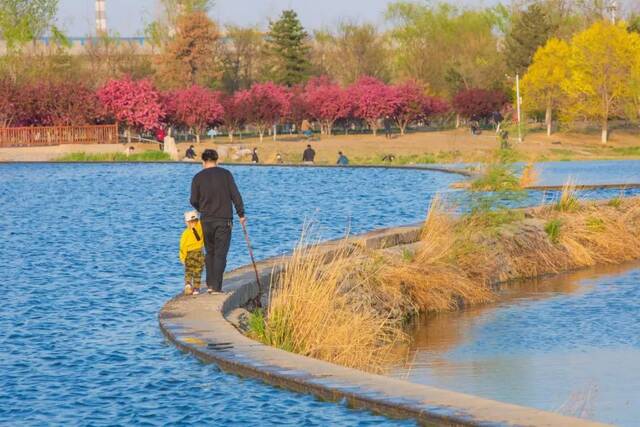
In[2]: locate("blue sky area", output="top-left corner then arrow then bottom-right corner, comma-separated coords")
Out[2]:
57,0 -> 487,37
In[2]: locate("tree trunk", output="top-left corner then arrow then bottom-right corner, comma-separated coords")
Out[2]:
126,126 -> 131,145
545,103 -> 552,137
196,133 -> 200,144
228,130 -> 234,142
369,120 -> 377,136
273,124 -> 277,141
327,122 -> 333,136
456,114 -> 460,128
259,130 -> 264,143
601,121 -> 608,144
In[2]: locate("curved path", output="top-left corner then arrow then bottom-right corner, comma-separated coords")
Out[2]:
159,224 -> 608,427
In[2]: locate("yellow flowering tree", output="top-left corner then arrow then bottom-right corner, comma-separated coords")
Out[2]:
561,22 -> 640,143
521,38 -> 571,136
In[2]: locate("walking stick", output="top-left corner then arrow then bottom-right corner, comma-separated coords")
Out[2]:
241,221 -> 263,308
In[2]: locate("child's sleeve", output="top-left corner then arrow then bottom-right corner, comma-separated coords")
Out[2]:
179,230 -> 187,264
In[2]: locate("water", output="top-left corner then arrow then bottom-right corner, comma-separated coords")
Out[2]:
393,263 -> 640,426
2,161 -> 639,425
535,160 -> 640,186
0,163 -> 460,426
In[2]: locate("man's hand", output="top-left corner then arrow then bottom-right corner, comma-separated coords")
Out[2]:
239,216 -> 247,227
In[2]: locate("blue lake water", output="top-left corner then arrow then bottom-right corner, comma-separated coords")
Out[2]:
0,163 -> 460,426
394,263 -> 640,426
1,161 -> 639,426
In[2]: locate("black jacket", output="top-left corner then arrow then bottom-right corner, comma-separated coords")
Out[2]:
302,148 -> 315,162
190,167 -> 245,221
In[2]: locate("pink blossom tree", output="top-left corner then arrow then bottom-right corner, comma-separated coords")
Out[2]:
245,82 -> 290,142
165,85 -> 224,143
15,81 -> 103,127
304,76 -> 352,136
287,84 -> 309,134
390,81 -> 450,135
452,88 -> 508,122
222,90 -> 251,142
348,77 -> 396,136
97,76 -> 164,143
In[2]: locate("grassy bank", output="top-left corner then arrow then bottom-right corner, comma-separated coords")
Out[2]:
249,192 -> 640,373
55,151 -> 170,162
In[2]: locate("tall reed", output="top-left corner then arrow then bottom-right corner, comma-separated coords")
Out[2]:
253,235 -> 406,373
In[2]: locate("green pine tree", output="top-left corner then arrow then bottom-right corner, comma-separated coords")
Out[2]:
265,9 -> 310,86
504,3 -> 555,74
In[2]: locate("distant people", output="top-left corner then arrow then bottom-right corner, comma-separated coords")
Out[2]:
302,144 -> 316,164
155,127 -> 166,143
470,122 -> 481,136
185,145 -> 196,160
251,147 -> 259,164
499,130 -> 510,150
275,152 -> 284,164
336,151 -> 349,166
301,119 -> 313,140
125,146 -> 135,156
382,154 -> 396,163
179,211 -> 204,296
383,116 -> 393,139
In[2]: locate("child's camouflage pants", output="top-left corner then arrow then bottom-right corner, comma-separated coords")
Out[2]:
184,250 -> 205,291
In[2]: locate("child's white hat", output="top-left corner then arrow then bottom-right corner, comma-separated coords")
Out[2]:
184,211 -> 199,222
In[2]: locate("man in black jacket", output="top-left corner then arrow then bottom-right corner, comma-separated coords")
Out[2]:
190,149 -> 246,293
302,144 -> 315,163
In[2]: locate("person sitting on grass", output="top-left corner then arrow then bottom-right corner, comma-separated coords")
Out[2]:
302,144 -> 316,164
179,210 -> 205,296
336,151 -> 349,166
185,145 -> 196,160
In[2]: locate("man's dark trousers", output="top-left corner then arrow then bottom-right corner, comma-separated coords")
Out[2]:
202,219 -> 232,292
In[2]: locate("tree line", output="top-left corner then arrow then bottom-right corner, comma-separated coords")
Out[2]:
0,75 -> 460,142
1,0 -> 640,141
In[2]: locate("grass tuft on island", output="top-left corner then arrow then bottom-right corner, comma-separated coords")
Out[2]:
249,192 -> 640,373
55,151 -> 171,162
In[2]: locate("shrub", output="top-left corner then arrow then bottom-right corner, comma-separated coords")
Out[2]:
556,180 -> 578,212
545,219 -> 562,243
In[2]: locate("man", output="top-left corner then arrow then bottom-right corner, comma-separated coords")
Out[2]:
336,151 -> 349,166
302,144 -> 315,164
185,145 -> 196,160
383,116 -> 393,139
251,147 -> 259,163
190,149 -> 246,294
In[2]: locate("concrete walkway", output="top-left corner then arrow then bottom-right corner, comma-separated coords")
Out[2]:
158,224 -> 610,426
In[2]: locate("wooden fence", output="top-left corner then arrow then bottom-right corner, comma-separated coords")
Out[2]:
0,124 -> 119,148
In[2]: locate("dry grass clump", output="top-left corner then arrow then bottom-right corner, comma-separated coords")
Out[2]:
251,236 -> 406,373
548,198 -> 640,267
250,193 -> 640,373
519,162 -> 538,187
375,198 -> 493,315
556,179 -> 579,212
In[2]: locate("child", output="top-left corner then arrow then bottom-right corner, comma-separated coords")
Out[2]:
179,211 -> 205,296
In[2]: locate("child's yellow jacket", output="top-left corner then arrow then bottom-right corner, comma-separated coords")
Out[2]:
179,221 -> 204,263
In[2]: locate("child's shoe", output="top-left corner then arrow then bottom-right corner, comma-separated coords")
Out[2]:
192,288 -> 200,295
184,285 -> 193,296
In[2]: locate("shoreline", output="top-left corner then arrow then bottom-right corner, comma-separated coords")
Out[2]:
159,222 -> 607,426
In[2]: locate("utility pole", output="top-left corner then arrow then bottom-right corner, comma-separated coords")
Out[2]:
516,73 -> 522,143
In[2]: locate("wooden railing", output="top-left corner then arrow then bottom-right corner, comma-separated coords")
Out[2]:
0,124 -> 119,148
